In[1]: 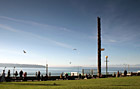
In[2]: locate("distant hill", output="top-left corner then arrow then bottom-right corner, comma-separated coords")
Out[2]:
0,63 -> 45,68
107,64 -> 140,67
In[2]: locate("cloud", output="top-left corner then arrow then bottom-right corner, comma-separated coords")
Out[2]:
0,16 -> 96,42
0,24 -> 18,32
88,36 -> 96,40
0,24 -> 74,49
0,16 -> 72,32
109,39 -> 117,43
0,49 -> 24,55
102,37 -> 118,44
100,14 -> 140,45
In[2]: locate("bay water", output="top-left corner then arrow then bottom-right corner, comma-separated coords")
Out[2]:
0,66 -> 140,76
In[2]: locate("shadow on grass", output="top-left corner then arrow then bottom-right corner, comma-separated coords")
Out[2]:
1,82 -> 61,86
17,83 -> 61,86
111,85 -> 131,86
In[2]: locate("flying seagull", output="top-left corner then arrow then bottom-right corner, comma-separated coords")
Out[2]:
69,62 -> 72,64
23,50 -> 26,53
73,48 -> 77,50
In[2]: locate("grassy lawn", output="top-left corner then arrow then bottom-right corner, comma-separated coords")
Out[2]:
0,76 -> 140,89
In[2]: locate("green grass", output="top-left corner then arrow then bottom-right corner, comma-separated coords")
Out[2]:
0,76 -> 140,89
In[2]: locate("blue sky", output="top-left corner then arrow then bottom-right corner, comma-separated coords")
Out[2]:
0,0 -> 140,67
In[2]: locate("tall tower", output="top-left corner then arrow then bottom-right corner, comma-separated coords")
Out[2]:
97,17 -> 101,77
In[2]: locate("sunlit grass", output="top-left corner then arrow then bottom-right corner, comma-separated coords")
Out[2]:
0,76 -> 140,89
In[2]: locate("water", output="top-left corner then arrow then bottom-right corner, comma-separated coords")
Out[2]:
0,66 -> 140,76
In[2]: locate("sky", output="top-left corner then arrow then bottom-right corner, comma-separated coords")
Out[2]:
0,0 -> 140,67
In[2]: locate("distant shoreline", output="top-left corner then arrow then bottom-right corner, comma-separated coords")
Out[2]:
0,63 -> 45,68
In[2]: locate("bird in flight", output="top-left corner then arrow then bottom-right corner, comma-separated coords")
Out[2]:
73,48 -> 77,50
69,62 -> 72,64
23,50 -> 26,53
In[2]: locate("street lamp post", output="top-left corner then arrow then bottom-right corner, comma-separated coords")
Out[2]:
13,66 -> 15,77
46,64 -> 48,75
105,56 -> 108,76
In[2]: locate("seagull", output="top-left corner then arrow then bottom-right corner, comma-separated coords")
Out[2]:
69,62 -> 72,64
73,48 -> 77,50
23,50 -> 26,53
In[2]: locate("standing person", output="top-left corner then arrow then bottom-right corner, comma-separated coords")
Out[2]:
35,72 -> 37,77
88,74 -> 91,78
7,70 -> 11,82
23,72 -> 27,77
1,70 -> 5,82
49,72 -> 51,76
19,70 -> 23,78
14,71 -> 18,77
124,70 -> 127,76
79,73 -> 81,79
45,74 -> 48,81
65,73 -> 68,80
60,73 -> 63,79
23,72 -> 27,81
7,70 -> 10,77
37,71 -> 41,81
117,70 -> 120,77
41,75 -> 44,81
85,73 -> 88,79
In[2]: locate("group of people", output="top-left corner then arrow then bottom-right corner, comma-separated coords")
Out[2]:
7,70 -> 27,78
36,71 -> 49,81
0,70 -> 43,82
60,73 -> 92,80
115,70 -> 128,77
1,69 -> 129,82
0,70 -> 27,82
1,70 -> 43,78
